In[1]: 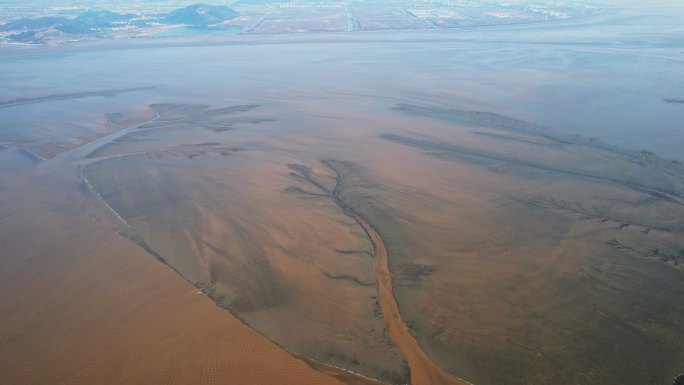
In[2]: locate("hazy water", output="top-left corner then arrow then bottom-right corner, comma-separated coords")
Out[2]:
151,26 -> 244,37
1,5 -> 683,160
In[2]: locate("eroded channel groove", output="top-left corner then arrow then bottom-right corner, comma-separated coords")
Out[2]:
290,160 -> 471,385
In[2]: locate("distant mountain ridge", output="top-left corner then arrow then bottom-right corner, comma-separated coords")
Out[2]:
0,3 -> 240,42
0,10 -> 136,35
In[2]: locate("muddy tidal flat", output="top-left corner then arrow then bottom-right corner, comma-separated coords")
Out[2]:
1,5 -> 684,385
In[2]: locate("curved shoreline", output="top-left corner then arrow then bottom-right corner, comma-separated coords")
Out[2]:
64,107 -> 469,384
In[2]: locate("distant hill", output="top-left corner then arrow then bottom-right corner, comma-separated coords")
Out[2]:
0,3 -> 240,43
60,10 -> 137,34
6,30 -> 38,42
74,10 -> 137,25
164,3 -> 239,27
0,17 -> 66,32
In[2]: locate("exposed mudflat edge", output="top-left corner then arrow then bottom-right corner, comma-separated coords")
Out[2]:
380,133 -> 684,209
0,87 -> 154,108
393,103 -> 684,178
118,224 -> 388,385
